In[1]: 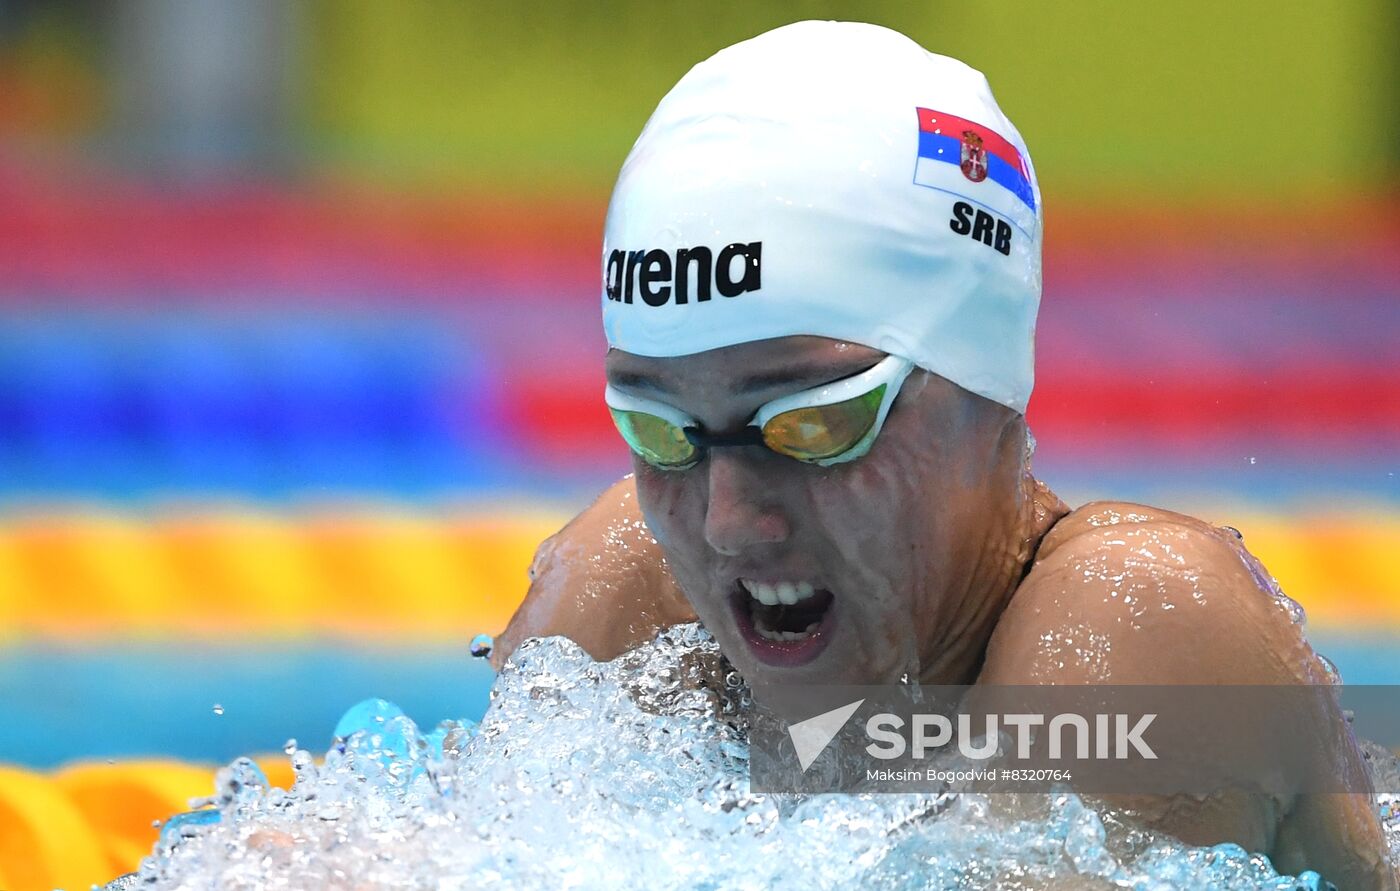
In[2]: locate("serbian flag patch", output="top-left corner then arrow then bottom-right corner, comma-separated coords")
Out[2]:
913,107 -> 1037,232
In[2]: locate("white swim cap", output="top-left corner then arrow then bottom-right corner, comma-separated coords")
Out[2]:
601,21 -> 1042,413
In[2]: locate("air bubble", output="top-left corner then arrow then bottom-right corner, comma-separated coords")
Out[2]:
470,634 -> 494,659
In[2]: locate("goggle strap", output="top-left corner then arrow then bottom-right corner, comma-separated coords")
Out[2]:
684,427 -> 764,448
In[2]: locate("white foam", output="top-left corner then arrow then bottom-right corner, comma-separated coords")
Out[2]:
131,624 -> 1392,890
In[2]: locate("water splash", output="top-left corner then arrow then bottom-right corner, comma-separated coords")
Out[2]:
130,624 -> 1392,890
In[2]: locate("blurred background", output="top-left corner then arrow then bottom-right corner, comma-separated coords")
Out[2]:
0,0 -> 1396,884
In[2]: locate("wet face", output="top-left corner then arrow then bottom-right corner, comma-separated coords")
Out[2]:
605,336 -> 1034,686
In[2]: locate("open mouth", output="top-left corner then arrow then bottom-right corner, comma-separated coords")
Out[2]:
729,579 -> 836,667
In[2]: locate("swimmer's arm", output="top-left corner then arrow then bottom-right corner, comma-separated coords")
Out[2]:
491,476 -> 695,670
978,505 -> 1395,890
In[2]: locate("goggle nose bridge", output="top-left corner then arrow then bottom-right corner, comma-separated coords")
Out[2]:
683,427 -> 765,449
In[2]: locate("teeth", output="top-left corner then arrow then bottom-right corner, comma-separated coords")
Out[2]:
741,579 -> 818,605
750,609 -> 824,643
756,626 -> 816,643
741,579 -> 827,644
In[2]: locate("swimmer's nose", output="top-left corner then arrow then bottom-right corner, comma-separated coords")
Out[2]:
703,451 -> 790,555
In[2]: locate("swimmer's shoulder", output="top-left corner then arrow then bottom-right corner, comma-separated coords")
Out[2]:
1033,499 -> 1221,563
493,475 -> 695,668
983,499 -> 1328,685
993,509 -> 1394,887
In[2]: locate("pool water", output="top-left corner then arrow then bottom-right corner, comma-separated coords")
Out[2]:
6,631 -> 1395,769
128,625 -> 1398,890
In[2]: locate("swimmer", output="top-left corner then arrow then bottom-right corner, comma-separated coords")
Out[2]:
493,22 -> 1394,889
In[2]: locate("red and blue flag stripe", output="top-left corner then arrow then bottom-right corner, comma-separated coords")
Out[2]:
916,107 -> 1036,212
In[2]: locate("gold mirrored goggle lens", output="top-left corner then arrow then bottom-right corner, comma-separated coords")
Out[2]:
608,408 -> 698,467
760,385 -> 886,462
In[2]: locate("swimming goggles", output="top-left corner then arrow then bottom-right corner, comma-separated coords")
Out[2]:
605,354 -> 914,470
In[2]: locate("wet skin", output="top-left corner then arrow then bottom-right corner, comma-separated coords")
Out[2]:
494,336 -> 1394,889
